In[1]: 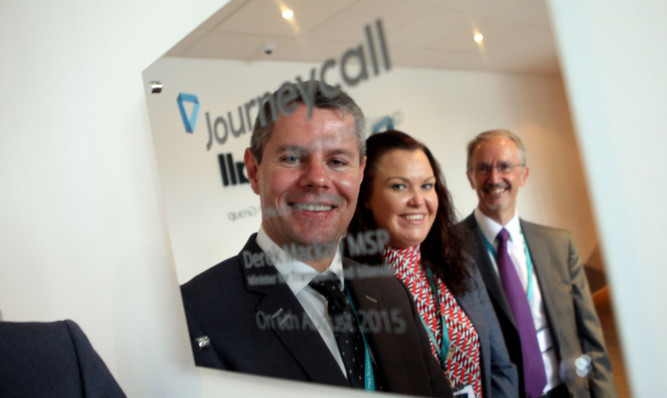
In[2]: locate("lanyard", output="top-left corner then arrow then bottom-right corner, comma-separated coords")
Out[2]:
482,233 -> 534,302
345,286 -> 375,391
420,267 -> 450,368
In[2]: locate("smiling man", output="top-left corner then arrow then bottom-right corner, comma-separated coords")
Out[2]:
245,102 -> 362,272
180,82 -> 451,397
459,130 -> 616,398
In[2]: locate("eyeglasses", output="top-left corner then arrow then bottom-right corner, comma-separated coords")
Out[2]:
471,162 -> 525,175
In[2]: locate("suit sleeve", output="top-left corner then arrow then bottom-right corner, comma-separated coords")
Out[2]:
566,235 -> 617,397
180,284 -> 230,370
64,319 -> 127,397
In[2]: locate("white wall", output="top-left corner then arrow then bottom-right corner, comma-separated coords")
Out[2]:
145,56 -> 598,286
548,1 -> 667,396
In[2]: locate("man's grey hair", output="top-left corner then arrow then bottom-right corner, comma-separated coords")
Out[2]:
250,81 -> 366,164
466,129 -> 527,171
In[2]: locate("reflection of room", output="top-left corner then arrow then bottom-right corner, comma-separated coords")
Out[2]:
145,0 -> 630,395
2,0 -> 664,396
149,0 -> 594,288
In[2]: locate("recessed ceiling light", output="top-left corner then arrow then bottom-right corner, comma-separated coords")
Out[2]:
474,33 -> 484,43
282,9 -> 294,20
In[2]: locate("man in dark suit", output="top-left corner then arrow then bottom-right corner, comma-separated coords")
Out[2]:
0,319 -> 126,397
458,129 -> 615,398
181,82 -> 451,397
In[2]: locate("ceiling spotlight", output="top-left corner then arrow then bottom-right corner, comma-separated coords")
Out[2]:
282,9 -> 294,20
474,33 -> 484,43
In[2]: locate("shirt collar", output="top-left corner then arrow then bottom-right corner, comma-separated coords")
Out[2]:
255,226 -> 345,295
473,207 -> 522,244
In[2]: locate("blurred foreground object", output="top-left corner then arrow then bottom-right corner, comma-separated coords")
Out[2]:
0,319 -> 125,397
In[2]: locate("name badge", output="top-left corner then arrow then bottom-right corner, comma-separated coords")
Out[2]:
452,384 -> 475,398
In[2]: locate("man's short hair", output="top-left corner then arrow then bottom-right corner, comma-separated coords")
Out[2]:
466,129 -> 527,171
250,81 -> 366,164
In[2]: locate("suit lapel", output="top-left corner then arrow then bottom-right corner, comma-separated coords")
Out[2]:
345,267 -> 411,391
255,285 -> 347,384
520,221 -> 561,339
463,215 -> 516,328
240,237 -> 347,385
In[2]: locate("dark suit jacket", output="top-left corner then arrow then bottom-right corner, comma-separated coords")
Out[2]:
452,264 -> 518,397
459,214 -> 616,398
0,319 -> 126,398
181,234 -> 452,397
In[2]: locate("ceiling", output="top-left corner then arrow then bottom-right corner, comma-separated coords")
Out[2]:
166,0 -> 559,75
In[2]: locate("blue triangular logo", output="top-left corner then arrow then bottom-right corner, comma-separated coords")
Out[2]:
372,116 -> 394,134
177,93 -> 200,133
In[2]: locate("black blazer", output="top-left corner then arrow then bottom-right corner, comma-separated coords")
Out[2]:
0,319 -> 125,397
181,234 -> 452,397
459,214 -> 616,398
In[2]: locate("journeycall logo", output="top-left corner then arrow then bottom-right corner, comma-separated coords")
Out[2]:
177,94 -> 248,190
175,19 -> 393,191
177,19 -> 391,152
177,93 -> 200,133
176,91 -> 250,151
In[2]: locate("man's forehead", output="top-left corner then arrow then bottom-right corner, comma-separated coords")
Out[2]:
269,110 -> 359,153
474,137 -> 519,159
275,136 -> 360,157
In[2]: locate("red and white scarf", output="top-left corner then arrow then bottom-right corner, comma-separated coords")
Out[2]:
383,245 -> 482,397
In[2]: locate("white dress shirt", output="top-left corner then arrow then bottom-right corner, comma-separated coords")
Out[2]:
473,208 -> 560,393
255,227 -> 348,377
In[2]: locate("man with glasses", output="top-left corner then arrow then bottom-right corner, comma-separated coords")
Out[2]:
458,130 -> 615,398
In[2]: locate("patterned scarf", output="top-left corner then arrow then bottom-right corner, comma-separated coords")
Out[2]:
383,245 -> 482,397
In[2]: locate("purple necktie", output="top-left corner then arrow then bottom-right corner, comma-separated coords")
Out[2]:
497,228 -> 546,398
